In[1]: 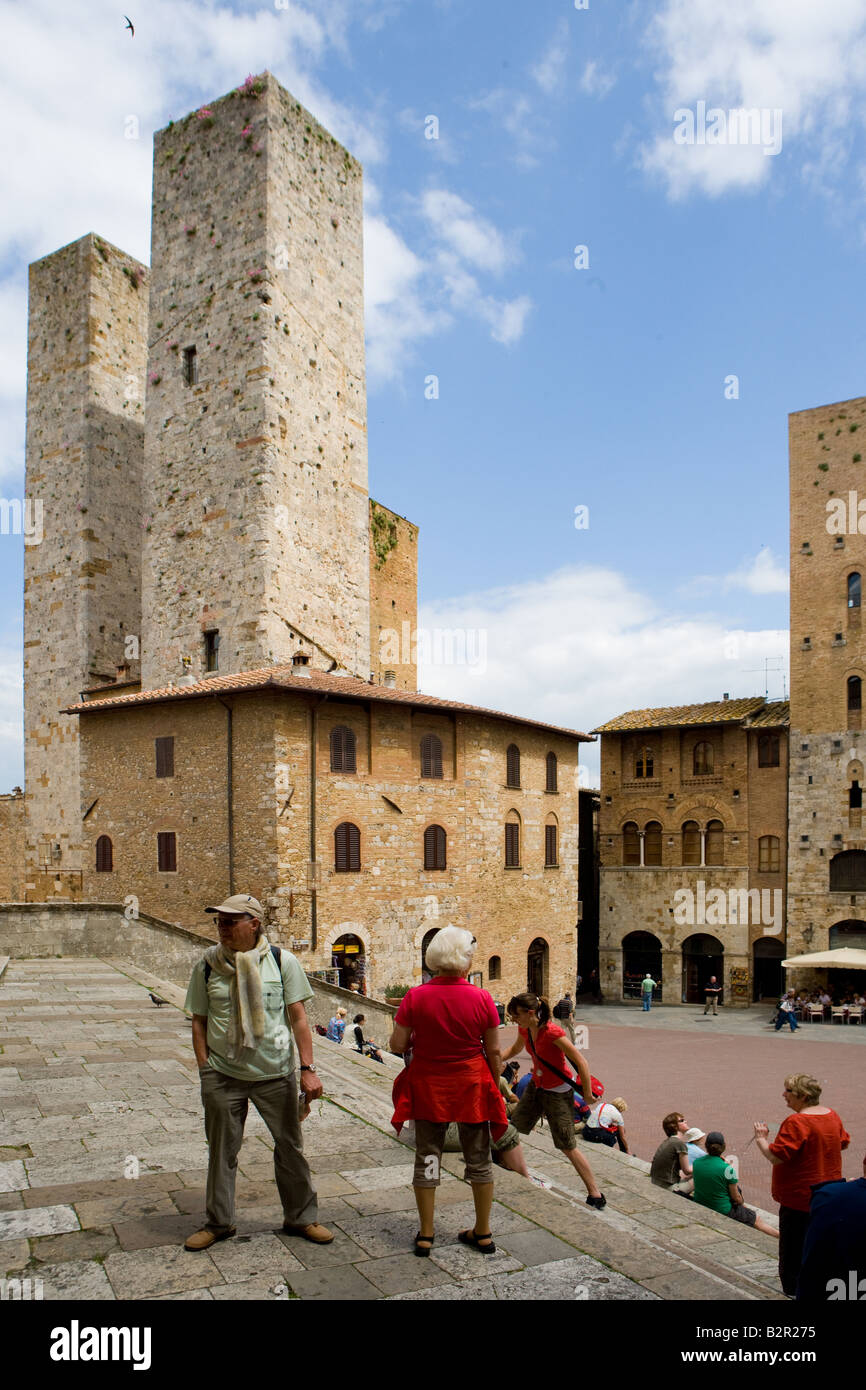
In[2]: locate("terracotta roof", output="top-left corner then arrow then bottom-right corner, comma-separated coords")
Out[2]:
64,663 -> 593,742
743,700 -> 790,729
592,696 -> 768,734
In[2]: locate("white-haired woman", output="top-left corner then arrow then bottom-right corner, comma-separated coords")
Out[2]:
389,925 -> 508,1257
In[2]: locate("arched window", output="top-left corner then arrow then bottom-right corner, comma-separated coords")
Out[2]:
545,752 -> 558,792
622,821 -> 640,866
544,820 -> 558,867
423,824 -> 447,871
420,733 -> 443,779
757,734 -> 779,767
705,819 -> 724,866
693,742 -> 713,776
488,956 -> 501,981
848,677 -> 862,711
829,850 -> 866,892
644,821 -> 662,866
506,744 -> 521,789
849,572 -> 861,609
635,746 -> 654,779
95,835 -> 113,872
505,814 -> 521,868
329,725 -> 356,773
334,822 -> 361,872
682,820 -> 701,866
758,835 -> 780,874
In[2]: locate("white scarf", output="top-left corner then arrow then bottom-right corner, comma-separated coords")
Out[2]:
204,934 -> 271,1060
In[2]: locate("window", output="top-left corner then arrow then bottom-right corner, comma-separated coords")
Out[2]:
850,781 -> 863,809
95,835 -> 113,872
849,572 -> 861,609
330,725 -> 357,773
848,676 -> 862,711
182,345 -> 197,385
155,737 -> 174,778
682,820 -> 701,866
635,746 -> 654,779
758,835 -> 780,873
545,752 -> 558,792
424,824 -> 447,871
488,956 -> 501,981
334,822 -> 361,872
420,733 -> 443,779
506,743 -> 521,789
505,822 -> 520,868
757,734 -> 779,767
830,850 -> 866,892
644,821 -> 662,867
705,819 -> 724,866
157,832 -> 177,872
204,630 -> 220,672
693,741 -> 714,776
622,821 -> 640,866
545,823 -> 558,867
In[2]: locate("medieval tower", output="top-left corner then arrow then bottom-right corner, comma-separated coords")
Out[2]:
787,395 -> 866,958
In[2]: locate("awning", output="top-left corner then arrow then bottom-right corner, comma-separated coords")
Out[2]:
782,947 -> 866,969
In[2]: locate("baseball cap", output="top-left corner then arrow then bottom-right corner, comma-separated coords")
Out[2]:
205,893 -> 264,918
705,1130 -> 726,1148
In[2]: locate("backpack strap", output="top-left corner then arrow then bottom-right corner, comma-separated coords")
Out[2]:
204,943 -> 281,986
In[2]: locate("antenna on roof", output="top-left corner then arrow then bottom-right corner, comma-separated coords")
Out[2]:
743,655 -> 785,701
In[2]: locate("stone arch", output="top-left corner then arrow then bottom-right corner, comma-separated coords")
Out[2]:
527,936 -> 550,996
321,921 -> 371,994
681,932 -> 724,1004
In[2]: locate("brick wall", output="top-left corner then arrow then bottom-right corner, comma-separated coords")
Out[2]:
369,500 -> 419,690
0,792 -> 25,901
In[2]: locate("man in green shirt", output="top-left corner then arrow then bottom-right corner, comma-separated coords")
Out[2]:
183,893 -> 333,1251
692,1131 -> 778,1237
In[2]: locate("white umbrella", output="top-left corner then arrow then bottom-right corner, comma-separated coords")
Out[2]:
782,947 -> 866,969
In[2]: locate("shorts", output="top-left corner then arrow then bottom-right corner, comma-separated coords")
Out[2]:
727,1202 -> 757,1227
413,1118 -> 493,1187
511,1081 -> 577,1152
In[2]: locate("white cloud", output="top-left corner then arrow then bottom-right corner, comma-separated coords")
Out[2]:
418,564 -> 789,785
639,0 -> 866,199
723,546 -> 789,594
580,61 -> 616,99
421,190 -> 515,274
531,21 -> 570,95
364,212 -> 451,383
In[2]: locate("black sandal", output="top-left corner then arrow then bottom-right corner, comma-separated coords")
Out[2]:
413,1232 -> 434,1257
458,1228 -> 496,1255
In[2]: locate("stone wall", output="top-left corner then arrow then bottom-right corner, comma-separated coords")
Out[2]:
369,500 -> 419,691
0,791 -> 25,901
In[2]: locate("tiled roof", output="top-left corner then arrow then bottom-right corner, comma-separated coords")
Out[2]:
743,700 -> 790,729
592,696 -> 768,734
65,663 -> 593,742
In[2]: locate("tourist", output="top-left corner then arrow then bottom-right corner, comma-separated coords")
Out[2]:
389,926 -> 508,1256
650,1112 -> 693,1195
501,991 -> 606,1208
684,1127 -> 707,1166
703,975 -> 722,1016
640,973 -> 656,1012
582,1095 -> 631,1153
775,991 -> 799,1032
326,1006 -> 347,1042
183,894 -> 332,1251
554,991 -> 576,1042
350,1014 -> 384,1063
692,1132 -> 778,1238
796,1153 -> 866,1301
753,1072 -> 851,1296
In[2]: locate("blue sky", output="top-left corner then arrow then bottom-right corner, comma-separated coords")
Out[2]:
2,0 -> 866,786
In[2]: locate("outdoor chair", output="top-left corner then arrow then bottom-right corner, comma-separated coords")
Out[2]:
831,1006 -> 847,1024
847,1006 -> 864,1025
808,1004 -> 824,1023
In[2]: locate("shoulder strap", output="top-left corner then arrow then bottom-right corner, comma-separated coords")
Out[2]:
525,1027 -> 579,1093
204,959 -> 211,984
205,944 -> 281,985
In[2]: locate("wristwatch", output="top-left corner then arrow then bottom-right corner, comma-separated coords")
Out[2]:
300,1065 -> 317,1074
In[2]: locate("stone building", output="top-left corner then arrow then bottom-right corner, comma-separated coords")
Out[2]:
594,697 -> 789,1006
787,394 -> 866,993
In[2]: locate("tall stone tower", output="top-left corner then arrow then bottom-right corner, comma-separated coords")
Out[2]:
23,234 -> 147,895
787,394 -> 866,961
140,73 -> 371,688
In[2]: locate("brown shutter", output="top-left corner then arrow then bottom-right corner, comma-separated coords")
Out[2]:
546,752 -> 557,792
330,728 -> 342,771
421,735 -> 443,779
335,823 -> 360,872
331,727 -> 357,773
506,744 -> 520,788
155,737 -> 174,778
425,825 -> 446,870
505,822 -> 520,867
545,824 -> 557,866
95,835 -> 113,872
157,832 -> 176,872
348,823 -> 360,871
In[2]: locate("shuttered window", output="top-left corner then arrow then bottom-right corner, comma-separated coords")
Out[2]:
705,819 -> 724,866
544,824 -> 558,867
506,744 -> 520,788
157,832 -> 177,872
546,752 -> 558,792
330,726 -> 357,773
758,835 -> 780,873
420,734 -> 443,779
155,737 -> 174,778
505,822 -> 520,867
424,824 -> 447,870
757,734 -> 779,767
95,835 -> 113,872
623,822 -> 640,866
682,821 -> 701,865
335,822 -> 361,872
693,741 -> 713,776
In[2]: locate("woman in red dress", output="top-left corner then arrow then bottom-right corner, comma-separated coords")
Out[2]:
389,926 -> 508,1256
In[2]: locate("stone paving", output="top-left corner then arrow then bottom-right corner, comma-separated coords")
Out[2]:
0,958 -> 788,1301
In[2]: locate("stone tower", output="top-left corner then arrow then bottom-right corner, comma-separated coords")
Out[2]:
140,73 -> 371,688
787,394 -> 866,961
23,234 -> 147,895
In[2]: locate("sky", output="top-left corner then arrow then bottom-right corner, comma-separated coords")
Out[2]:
2,0 -> 866,787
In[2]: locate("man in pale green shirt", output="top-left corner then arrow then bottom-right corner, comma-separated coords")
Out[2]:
183,893 -> 333,1251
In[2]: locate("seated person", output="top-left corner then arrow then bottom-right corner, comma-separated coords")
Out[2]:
797,1153 -> 866,1300
326,1006 -> 347,1042
583,1095 -> 631,1153
650,1112 -> 693,1194
692,1132 -> 778,1237
350,1014 -> 384,1063
684,1126 -> 707,1166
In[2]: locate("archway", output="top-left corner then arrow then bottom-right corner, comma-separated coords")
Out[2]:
331,933 -> 366,994
622,931 -> 662,1002
527,937 -> 549,996
421,928 -> 439,982
753,937 -> 784,1002
681,933 -> 724,1003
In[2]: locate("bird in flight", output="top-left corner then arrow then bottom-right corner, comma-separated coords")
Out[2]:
124,15 -> 134,36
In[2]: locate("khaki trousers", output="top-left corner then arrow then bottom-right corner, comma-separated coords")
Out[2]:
199,1067 -> 317,1233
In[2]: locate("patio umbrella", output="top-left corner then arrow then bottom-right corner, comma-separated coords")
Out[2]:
782,947 -> 866,969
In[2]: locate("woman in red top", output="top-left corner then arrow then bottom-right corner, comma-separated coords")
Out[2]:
754,1071 -> 851,1296
389,926 -> 508,1257
502,991 -> 606,1208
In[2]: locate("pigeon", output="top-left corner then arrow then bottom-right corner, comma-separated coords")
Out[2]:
149,993 -> 167,1007
124,15 -> 134,36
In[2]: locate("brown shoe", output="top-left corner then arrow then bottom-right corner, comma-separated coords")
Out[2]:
184,1227 -> 236,1251
281,1222 -> 334,1244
